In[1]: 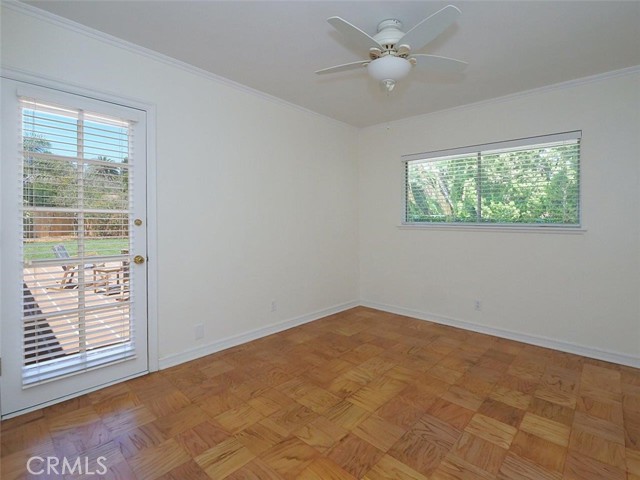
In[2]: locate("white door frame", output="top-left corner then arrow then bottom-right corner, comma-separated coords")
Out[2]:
0,68 -> 159,418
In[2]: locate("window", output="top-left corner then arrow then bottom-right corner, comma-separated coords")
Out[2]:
18,91 -> 140,386
403,132 -> 581,227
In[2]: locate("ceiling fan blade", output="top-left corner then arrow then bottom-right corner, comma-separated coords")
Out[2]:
315,60 -> 369,75
327,16 -> 382,51
411,54 -> 468,73
397,5 -> 461,52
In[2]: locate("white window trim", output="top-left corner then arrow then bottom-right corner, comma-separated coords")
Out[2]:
400,131 -> 583,232
397,224 -> 587,234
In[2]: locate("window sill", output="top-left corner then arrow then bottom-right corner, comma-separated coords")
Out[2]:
397,224 -> 587,234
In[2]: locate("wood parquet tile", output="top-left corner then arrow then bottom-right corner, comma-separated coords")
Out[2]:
352,415 -> 405,453
363,454 -> 428,480
463,414 -> 517,449
327,433 -> 384,478
519,413 -> 571,447
299,457 -> 357,480
388,429 -> 448,476
294,416 -> 348,455
450,432 -> 507,475
496,452 -> 562,480
2,306 -> 640,479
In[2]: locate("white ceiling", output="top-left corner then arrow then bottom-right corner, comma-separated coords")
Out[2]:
25,1 -> 640,127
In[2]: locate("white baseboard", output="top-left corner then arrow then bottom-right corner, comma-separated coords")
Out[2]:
158,301 -> 359,370
361,300 -> 640,369
158,299 -> 638,371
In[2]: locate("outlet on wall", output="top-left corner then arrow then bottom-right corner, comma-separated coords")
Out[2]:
194,324 -> 204,340
271,300 -> 277,312
474,300 -> 482,311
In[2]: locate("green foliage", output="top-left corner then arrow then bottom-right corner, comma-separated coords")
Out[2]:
22,134 -> 130,238
406,144 -> 579,225
23,134 -> 77,208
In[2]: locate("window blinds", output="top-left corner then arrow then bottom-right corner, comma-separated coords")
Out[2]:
403,132 -> 581,226
20,96 -> 136,386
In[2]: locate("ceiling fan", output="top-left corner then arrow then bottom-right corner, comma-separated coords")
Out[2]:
316,5 -> 467,92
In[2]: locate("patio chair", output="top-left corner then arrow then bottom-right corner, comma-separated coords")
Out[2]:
52,244 -> 97,289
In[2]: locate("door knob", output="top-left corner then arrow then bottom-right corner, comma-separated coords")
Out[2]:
133,255 -> 145,265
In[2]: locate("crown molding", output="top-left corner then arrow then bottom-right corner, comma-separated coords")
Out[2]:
2,0 -> 355,131
374,64 -> 640,130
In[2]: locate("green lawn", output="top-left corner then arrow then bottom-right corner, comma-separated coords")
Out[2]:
24,238 -> 129,261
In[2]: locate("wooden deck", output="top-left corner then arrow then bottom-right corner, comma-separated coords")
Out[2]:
23,262 -> 130,357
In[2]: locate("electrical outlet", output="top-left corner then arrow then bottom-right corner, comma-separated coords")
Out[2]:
474,300 -> 482,311
271,300 -> 277,312
195,324 -> 204,340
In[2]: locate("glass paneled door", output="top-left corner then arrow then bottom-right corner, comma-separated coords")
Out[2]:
1,80 -> 148,417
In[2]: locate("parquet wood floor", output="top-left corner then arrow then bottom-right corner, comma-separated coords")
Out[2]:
2,307 -> 639,479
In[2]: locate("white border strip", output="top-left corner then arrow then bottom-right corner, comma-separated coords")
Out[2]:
396,225 -> 586,234
361,301 -> 640,368
158,301 -> 359,370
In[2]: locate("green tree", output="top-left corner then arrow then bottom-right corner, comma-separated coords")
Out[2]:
23,134 -> 77,208
84,156 -> 129,237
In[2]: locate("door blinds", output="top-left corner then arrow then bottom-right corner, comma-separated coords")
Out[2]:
20,95 -> 136,386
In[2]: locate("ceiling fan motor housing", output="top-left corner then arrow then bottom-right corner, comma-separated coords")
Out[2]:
374,19 -> 406,50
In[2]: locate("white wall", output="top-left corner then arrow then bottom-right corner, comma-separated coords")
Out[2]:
358,72 -> 640,364
1,6 -> 359,364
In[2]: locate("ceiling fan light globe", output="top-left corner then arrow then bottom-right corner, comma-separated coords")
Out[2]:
367,56 -> 412,83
